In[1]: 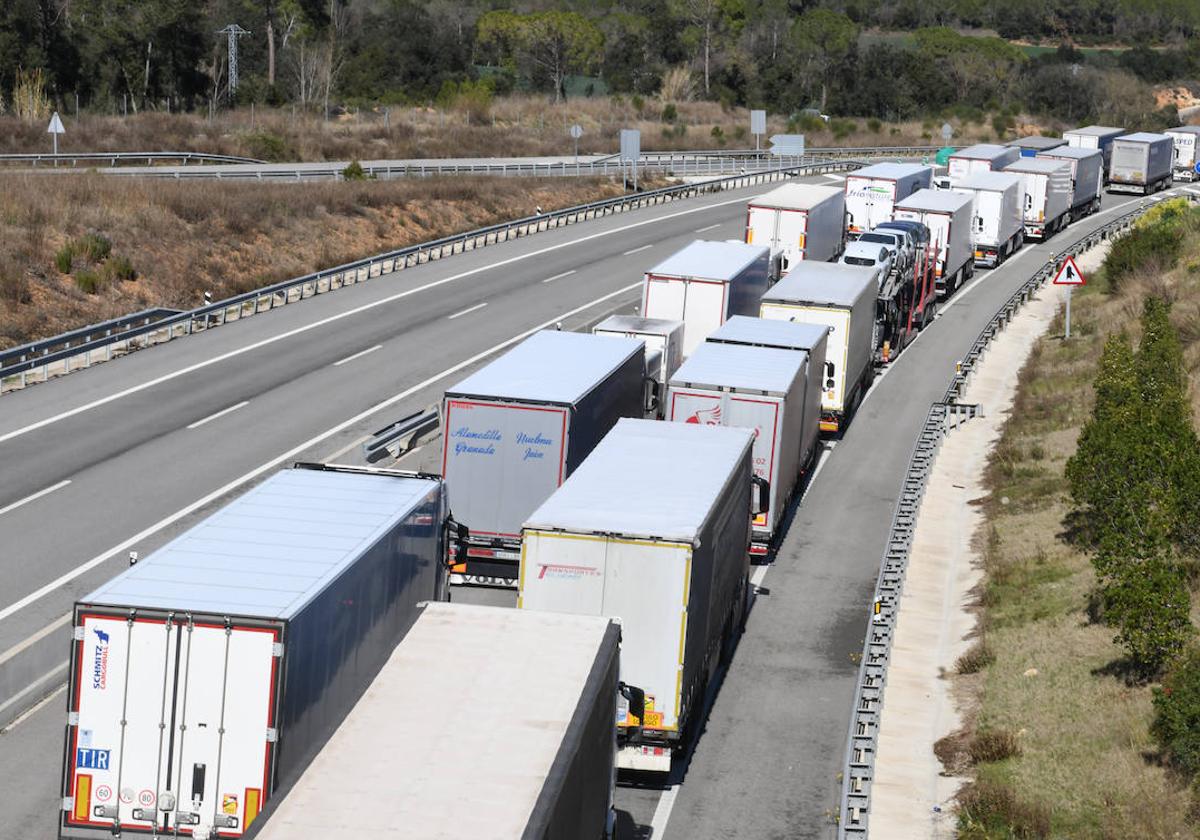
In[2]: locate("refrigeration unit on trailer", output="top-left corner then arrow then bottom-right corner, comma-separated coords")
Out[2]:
60,464 -> 455,840
642,240 -> 771,356
705,314 -> 828,476
1037,146 -> 1104,220
1002,158 -> 1072,241
1166,125 -> 1200,182
666,341 -> 806,557
758,262 -> 878,434
1063,125 -> 1127,176
947,144 -> 1020,185
248,603 -> 626,840
592,315 -> 684,418
893,189 -> 974,296
520,419 -> 760,774
956,172 -> 1024,267
1108,132 -> 1174,194
843,163 -> 933,237
744,183 -> 846,274
442,330 -> 645,587
1006,136 -> 1065,158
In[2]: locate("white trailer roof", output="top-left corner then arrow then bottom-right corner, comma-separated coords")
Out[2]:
707,314 -> 830,351
748,182 -> 843,211
594,314 -> 684,337
895,188 -> 973,214
1116,132 -> 1173,144
1039,146 -> 1103,161
524,418 -> 753,543
446,330 -> 642,405
764,261 -> 879,309
846,162 -> 931,180
1167,125 -> 1200,137
950,143 -> 1012,161
1006,136 -> 1064,150
670,341 -> 805,395
954,171 -> 1023,192
1003,158 -> 1070,175
1064,125 -> 1126,138
82,468 -> 438,619
254,603 -> 614,840
647,239 -> 768,281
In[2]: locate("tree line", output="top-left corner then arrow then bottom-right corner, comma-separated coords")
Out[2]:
1,1 -> 1197,125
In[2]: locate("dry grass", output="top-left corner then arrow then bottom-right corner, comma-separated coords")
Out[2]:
0,172 -> 642,349
950,225 -> 1200,837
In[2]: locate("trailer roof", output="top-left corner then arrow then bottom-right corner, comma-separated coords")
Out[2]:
748,182 -> 843,211
953,171 -> 1023,192
593,314 -> 684,338
670,341 -> 805,395
1115,132 -> 1173,144
1003,158 -> 1071,175
895,188 -> 973,214
846,162 -> 932,180
253,603 -> 615,840
763,261 -> 879,309
524,418 -> 754,542
1064,125 -> 1126,138
1038,146 -> 1103,161
1166,125 -> 1200,137
1006,136 -> 1065,150
706,314 -> 830,352
446,330 -> 642,405
81,468 -> 439,619
949,143 -> 1012,161
647,239 -> 768,281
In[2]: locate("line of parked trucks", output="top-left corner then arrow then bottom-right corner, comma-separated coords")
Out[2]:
57,121 -> 1193,839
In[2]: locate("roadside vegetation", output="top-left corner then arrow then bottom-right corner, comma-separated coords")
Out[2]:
0,173 -> 643,350
943,199 -> 1200,838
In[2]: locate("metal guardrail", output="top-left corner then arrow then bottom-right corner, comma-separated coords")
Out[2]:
836,191 -> 1184,838
0,307 -> 182,379
0,155 -> 865,393
0,151 -> 266,167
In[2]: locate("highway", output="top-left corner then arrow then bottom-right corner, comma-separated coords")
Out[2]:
0,172 -> 1146,839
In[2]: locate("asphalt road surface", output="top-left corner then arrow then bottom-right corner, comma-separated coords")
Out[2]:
0,177 -> 1151,839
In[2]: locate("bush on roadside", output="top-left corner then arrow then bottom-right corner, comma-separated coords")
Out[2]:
1105,554 -> 1193,678
102,255 -> 136,283
76,233 -> 112,263
957,779 -> 1051,839
342,160 -> 368,181
73,268 -> 103,295
54,244 -> 73,273
242,130 -> 296,162
661,102 -> 678,123
1153,648 -> 1200,776
969,728 -> 1022,763
956,639 -> 996,674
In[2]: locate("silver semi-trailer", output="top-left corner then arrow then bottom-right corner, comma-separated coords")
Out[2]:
955,171 -> 1024,267
248,604 -> 624,840
893,189 -> 975,296
1107,132 -> 1174,195
744,182 -> 846,273
1037,146 -> 1104,221
592,315 -> 685,418
843,163 -> 933,237
947,144 -> 1021,185
442,330 -> 645,587
60,464 -> 456,840
1166,125 -> 1200,182
1002,158 -> 1073,241
1063,125 -> 1127,178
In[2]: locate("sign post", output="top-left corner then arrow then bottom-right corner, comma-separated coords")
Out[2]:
750,110 -> 766,152
569,124 -> 583,163
47,111 -> 65,160
1051,254 -> 1087,338
619,129 -> 641,191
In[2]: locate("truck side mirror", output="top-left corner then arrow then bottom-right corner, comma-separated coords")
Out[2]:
619,681 -> 645,725
445,518 -> 469,569
751,475 -> 770,516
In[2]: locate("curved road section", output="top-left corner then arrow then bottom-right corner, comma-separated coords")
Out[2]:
0,176 -> 1144,839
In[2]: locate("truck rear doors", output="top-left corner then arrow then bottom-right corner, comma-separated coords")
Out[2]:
64,612 -> 279,837
643,275 -> 727,356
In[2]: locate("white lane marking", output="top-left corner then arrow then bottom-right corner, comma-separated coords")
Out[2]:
0,675 -> 66,733
0,612 -> 70,667
0,195 -> 751,446
332,344 -> 382,367
186,400 -> 249,430
0,480 -> 71,518
542,270 -> 576,284
448,302 -> 488,320
623,244 -> 653,255
0,282 -> 641,624
694,223 -> 722,233
650,785 -> 679,838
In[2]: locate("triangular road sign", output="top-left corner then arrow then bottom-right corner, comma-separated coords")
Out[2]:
47,112 -> 65,134
1052,255 -> 1086,286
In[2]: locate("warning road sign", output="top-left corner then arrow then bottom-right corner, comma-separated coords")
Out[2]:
1052,256 -> 1086,286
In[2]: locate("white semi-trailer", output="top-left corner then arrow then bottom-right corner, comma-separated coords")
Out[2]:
1003,157 -> 1073,241
520,419 -> 760,774
947,144 -> 1021,185
592,315 -> 685,418
1037,146 -> 1104,221
758,262 -> 878,435
1108,132 -> 1175,194
1166,125 -> 1200,182
744,182 -> 846,273
666,340 -> 808,557
842,163 -> 933,237
60,464 -> 456,840
1063,125 -> 1127,177
893,189 -> 974,296
248,603 -> 625,840
442,330 -> 645,587
642,240 -> 771,356
955,172 -> 1024,267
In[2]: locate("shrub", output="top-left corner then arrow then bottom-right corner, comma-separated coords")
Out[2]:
969,728 -> 1022,763
710,125 -> 725,146
102,255 -> 136,282
956,639 -> 996,674
733,125 -> 747,141
1153,648 -> 1200,776
76,233 -> 111,264
242,130 -> 294,162
991,114 -> 1011,137
0,262 -> 30,305
342,160 -> 368,181
957,779 -> 1051,839
54,244 -> 73,273
1103,221 -> 1185,291
1105,554 -> 1193,677
867,117 -> 882,133
661,102 -> 678,123
631,94 -> 645,114
74,268 -> 103,295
